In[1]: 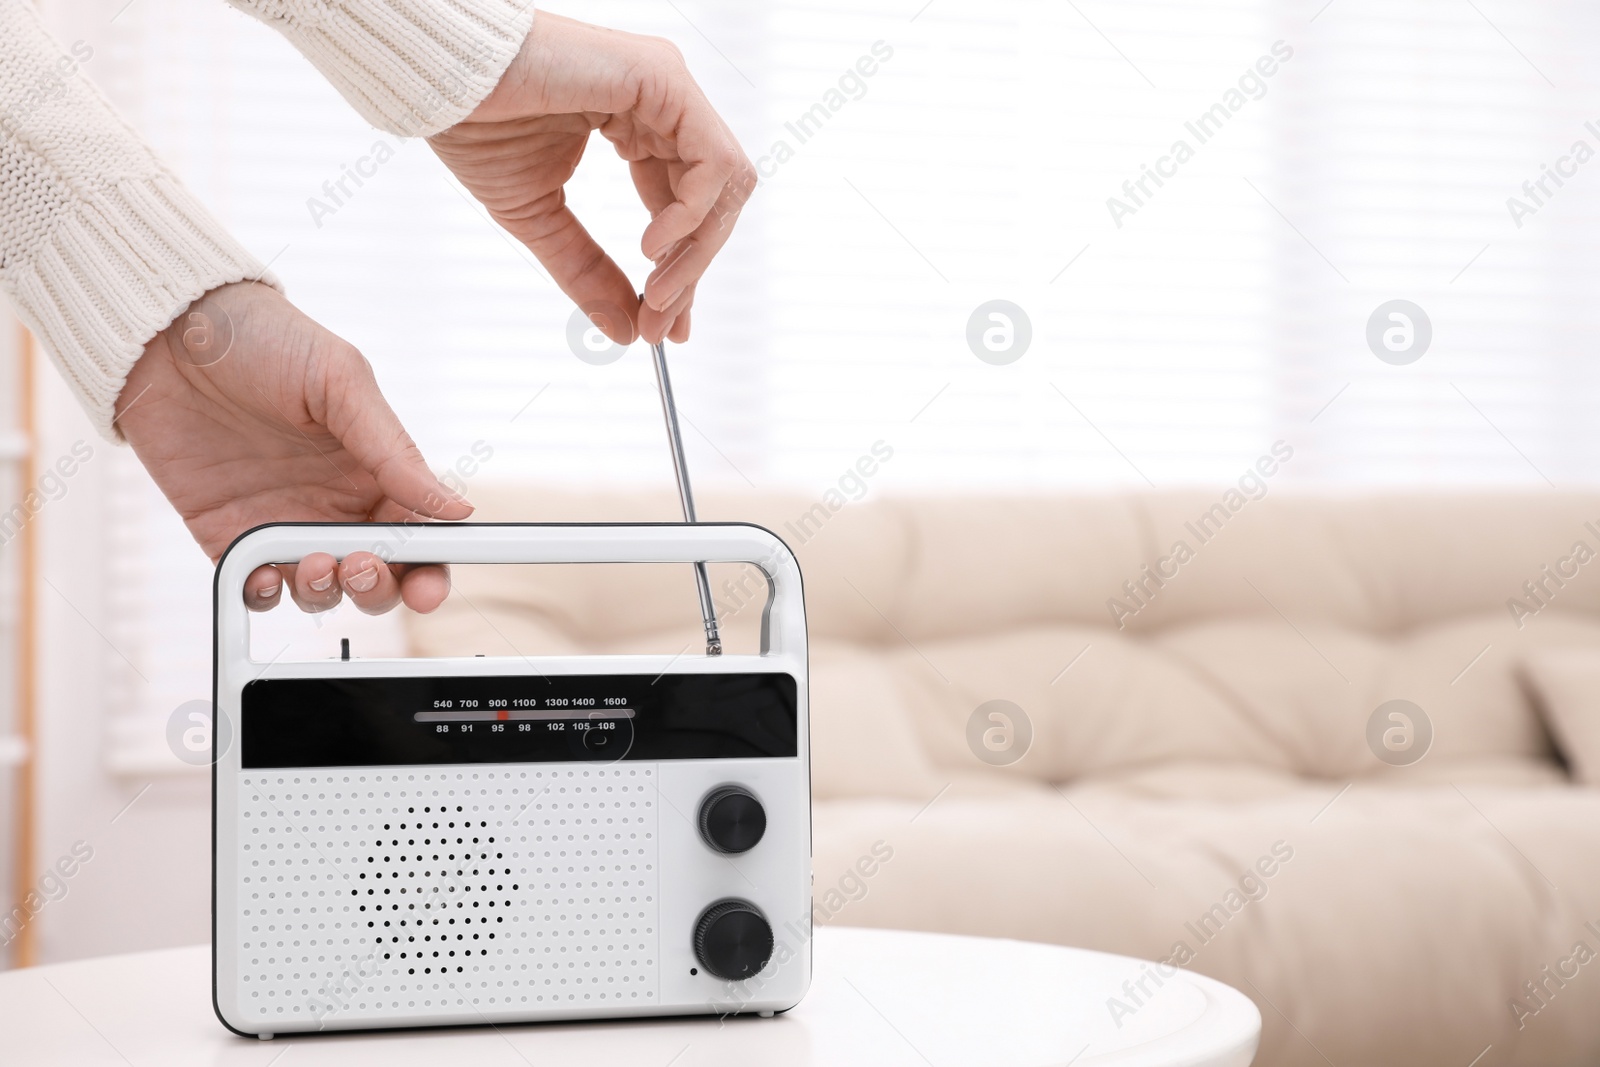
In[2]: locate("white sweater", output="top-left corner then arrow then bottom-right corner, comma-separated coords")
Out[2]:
0,0 -> 535,439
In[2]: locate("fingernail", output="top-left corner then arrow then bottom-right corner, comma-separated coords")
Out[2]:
658,240 -> 696,273
259,581 -> 280,599
309,573 -> 334,592
345,566 -> 379,593
655,287 -> 684,311
435,479 -> 470,504
645,235 -> 674,262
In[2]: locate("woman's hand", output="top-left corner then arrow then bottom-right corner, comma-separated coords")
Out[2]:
116,281 -> 471,614
428,12 -> 756,346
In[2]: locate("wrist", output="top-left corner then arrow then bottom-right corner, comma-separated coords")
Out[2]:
117,327 -> 171,442
121,281 -> 259,431
452,13 -> 649,126
456,13 -> 551,124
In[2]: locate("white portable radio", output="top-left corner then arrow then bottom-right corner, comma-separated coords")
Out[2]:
210,343 -> 812,1037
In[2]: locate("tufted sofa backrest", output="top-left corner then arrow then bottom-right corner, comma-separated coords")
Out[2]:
404,486 -> 1600,792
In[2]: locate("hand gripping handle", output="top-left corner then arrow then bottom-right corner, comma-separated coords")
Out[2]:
212,522 -> 805,661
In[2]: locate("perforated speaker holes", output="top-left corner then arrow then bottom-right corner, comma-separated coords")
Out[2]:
233,766 -> 660,1020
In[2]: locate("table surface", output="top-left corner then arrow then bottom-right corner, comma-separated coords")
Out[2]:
0,927 -> 1259,1067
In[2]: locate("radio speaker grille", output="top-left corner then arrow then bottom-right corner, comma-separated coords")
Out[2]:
233,765 -> 660,1023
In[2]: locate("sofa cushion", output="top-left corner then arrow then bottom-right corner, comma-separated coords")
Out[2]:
1128,491 -> 1600,633
1522,648 -> 1600,784
884,495 -> 1147,640
865,612 -> 1587,785
1152,612 -> 1584,779
807,641 -> 948,801
811,779 -> 1600,1067
883,625 -> 1285,783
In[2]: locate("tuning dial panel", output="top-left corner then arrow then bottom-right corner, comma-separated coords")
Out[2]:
693,900 -> 775,981
698,785 -> 767,854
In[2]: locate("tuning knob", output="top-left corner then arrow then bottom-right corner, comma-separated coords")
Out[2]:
694,900 -> 774,981
697,785 -> 767,854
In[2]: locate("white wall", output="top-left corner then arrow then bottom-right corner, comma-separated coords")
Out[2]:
28,363 -> 211,963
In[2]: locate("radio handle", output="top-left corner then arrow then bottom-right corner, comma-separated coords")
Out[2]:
213,522 -> 803,662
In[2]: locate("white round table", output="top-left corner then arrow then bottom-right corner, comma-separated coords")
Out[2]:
1,927 -> 1259,1066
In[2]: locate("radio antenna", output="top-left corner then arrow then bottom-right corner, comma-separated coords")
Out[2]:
649,334 -> 723,656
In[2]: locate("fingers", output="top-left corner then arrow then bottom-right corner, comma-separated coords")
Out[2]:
287,553 -> 342,612
396,564 -> 452,614
285,553 -> 379,614
638,284 -> 695,345
515,203 -> 643,345
338,551 -> 402,615
335,555 -> 450,615
632,145 -> 755,342
245,565 -> 285,611
638,98 -> 748,261
356,501 -> 453,614
242,553 -> 451,616
642,237 -> 698,313
324,353 -> 476,521
668,304 -> 691,344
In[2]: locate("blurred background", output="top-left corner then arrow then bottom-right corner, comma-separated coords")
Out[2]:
5,0 -> 1600,1062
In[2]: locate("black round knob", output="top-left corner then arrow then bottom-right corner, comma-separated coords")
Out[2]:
698,786 -> 766,854
693,900 -> 774,981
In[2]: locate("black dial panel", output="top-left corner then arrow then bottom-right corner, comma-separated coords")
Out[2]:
239,672 -> 798,769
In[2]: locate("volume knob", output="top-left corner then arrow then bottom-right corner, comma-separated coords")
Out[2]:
693,900 -> 774,981
697,785 -> 766,854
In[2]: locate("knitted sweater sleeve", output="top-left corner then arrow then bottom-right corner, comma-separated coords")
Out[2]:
227,0 -> 536,137
0,0 -> 533,441
0,0 -> 278,440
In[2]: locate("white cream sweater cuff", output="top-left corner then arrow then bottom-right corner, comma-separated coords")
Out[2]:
230,0 -> 536,136
0,1 -> 276,442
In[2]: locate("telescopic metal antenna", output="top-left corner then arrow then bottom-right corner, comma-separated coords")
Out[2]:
649,334 -> 723,656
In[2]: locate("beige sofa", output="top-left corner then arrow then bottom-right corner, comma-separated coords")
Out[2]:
406,486 -> 1600,1067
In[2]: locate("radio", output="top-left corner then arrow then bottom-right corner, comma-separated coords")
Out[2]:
211,343 -> 812,1036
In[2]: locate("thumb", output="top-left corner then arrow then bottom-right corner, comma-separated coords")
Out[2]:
325,354 -> 474,520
